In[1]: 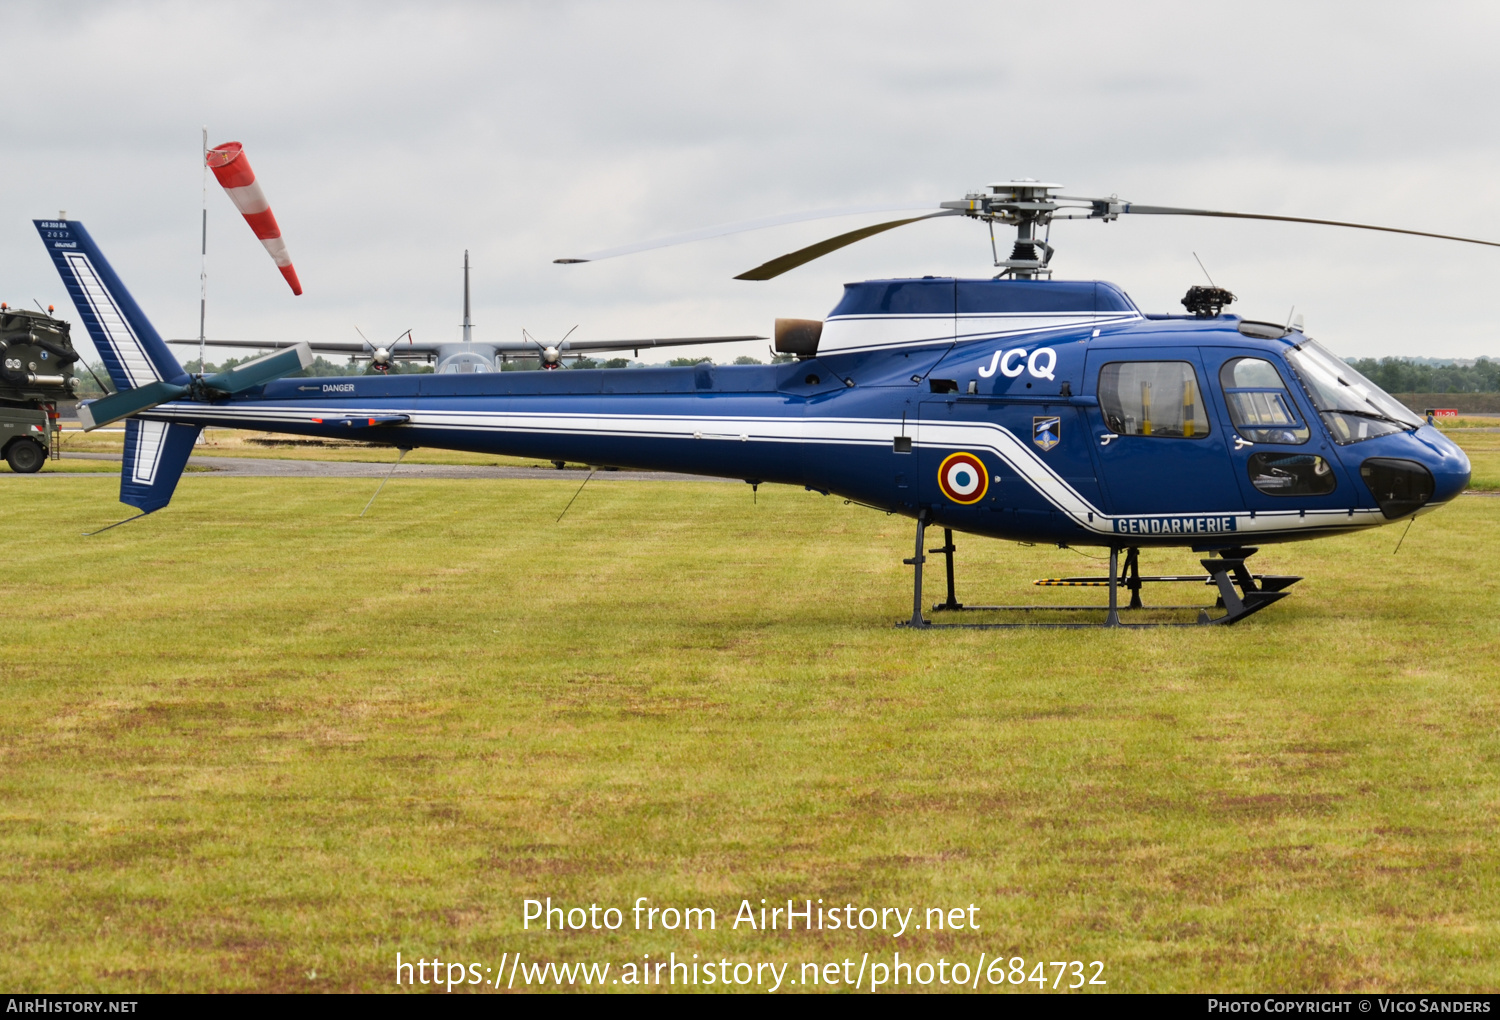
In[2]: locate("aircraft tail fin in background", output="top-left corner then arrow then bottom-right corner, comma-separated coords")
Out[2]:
34,219 -> 185,393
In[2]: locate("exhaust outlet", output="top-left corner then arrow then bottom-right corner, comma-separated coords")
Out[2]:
775,318 -> 822,359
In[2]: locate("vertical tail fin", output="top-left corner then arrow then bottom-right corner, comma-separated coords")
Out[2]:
36,219 -> 198,515
34,219 -> 185,392
121,419 -> 202,514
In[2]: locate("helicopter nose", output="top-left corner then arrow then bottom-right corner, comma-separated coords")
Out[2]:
1355,428 -> 1469,519
1393,426 -> 1471,509
1423,428 -> 1473,504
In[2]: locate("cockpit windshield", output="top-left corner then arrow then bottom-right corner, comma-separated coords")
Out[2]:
1284,340 -> 1423,445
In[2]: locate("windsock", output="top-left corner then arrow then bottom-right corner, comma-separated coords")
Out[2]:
206,141 -> 303,295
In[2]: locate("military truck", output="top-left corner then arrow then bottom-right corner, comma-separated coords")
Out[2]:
0,305 -> 81,473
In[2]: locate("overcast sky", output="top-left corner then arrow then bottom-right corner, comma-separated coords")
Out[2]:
3,1 -> 1499,365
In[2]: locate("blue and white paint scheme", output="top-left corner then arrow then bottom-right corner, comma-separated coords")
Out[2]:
37,219 -> 1471,548
39,219 -> 204,511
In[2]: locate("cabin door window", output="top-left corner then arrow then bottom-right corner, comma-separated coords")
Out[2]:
1098,361 -> 1210,439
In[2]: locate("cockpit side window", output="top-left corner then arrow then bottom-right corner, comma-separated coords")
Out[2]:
1284,340 -> 1422,445
1218,357 -> 1310,445
1098,361 -> 1210,439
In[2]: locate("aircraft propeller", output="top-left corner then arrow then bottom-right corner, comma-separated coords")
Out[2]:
523,325 -> 579,369
555,180 -> 1500,281
355,327 -> 414,373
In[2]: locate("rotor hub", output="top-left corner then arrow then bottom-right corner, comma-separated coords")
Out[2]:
941,180 -> 1073,279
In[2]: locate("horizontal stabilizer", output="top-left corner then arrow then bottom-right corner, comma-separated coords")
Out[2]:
202,343 -> 313,393
78,380 -> 189,430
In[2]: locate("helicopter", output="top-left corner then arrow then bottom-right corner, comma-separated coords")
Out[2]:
35,179 -> 1482,627
169,250 -> 763,373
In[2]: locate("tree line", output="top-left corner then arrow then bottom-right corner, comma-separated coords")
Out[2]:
1347,357 -> 1500,393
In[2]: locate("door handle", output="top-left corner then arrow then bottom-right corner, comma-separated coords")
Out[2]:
1233,436 -> 1254,450
1099,433 -> 1116,446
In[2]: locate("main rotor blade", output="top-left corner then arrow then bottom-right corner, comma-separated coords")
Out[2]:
554,203 -> 938,264
734,210 -> 962,281
1120,204 -> 1500,249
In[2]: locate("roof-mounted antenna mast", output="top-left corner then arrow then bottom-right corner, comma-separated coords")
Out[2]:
462,250 -> 472,344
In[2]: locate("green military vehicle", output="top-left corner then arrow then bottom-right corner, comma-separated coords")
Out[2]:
1,305 -> 81,473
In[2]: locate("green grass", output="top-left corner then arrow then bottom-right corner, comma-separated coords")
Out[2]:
1,472 -> 1498,993
1451,431 -> 1500,490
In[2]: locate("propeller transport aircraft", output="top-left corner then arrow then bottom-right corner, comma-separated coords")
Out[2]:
175,250 -> 764,374
35,180 -> 1479,628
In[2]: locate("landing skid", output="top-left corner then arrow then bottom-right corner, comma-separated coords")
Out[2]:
899,513 -> 1301,629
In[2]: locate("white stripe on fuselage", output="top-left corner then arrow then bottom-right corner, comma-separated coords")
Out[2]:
143,403 -> 1390,538
816,311 -> 1142,354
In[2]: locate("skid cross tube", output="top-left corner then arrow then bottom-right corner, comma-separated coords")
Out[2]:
902,531 -> 1302,629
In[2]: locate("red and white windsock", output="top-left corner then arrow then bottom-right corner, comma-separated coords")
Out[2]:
206,141 -> 303,296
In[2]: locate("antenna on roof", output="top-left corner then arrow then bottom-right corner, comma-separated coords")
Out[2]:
1192,252 -> 1217,288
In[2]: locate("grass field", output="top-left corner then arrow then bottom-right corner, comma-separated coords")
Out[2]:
1453,428 -> 1500,490
1,446 -> 1498,993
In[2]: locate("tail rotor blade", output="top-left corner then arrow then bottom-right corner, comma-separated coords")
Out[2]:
77,380 -> 190,430
200,342 -> 314,393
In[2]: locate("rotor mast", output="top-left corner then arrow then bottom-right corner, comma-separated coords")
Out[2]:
942,180 -> 1074,279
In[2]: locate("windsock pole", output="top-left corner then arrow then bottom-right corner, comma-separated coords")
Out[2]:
206,141 -> 303,296
198,127 -> 208,375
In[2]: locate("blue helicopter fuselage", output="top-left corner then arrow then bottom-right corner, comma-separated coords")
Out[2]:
140,277 -> 1470,549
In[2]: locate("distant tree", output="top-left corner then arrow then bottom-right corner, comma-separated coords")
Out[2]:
601,358 -> 631,369
385,360 -> 435,375
733,355 -> 763,365
668,356 -> 711,367
67,361 -> 106,396
1348,356 -> 1500,393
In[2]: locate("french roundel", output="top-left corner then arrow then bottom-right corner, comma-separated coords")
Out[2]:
937,451 -> 988,504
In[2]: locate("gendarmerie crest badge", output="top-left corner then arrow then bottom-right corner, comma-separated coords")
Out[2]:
1033,415 -> 1061,452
